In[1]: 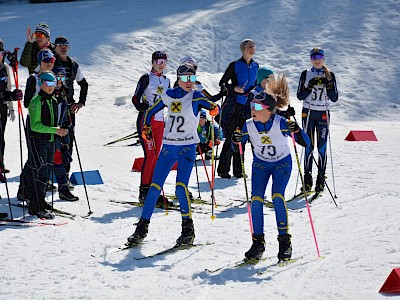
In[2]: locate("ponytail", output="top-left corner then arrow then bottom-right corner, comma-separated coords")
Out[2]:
266,73 -> 290,109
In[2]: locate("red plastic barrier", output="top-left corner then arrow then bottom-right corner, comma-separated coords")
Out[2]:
345,130 -> 377,141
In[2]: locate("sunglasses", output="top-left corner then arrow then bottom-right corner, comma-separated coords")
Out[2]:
56,76 -> 66,81
43,80 -> 57,87
179,75 -> 196,82
245,45 -> 256,49
250,101 -> 269,111
42,57 -> 55,63
154,58 -> 167,65
311,54 -> 324,60
33,32 -> 47,38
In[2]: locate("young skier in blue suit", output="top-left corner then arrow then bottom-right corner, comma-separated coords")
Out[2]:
232,75 -> 310,261
127,64 -> 219,247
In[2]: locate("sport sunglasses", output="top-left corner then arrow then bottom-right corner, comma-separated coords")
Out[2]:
33,32 -> 47,38
42,57 -> 55,63
311,54 -> 324,60
250,101 -> 270,111
179,75 -> 196,82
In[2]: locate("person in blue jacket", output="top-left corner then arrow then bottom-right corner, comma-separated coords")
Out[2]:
127,64 -> 220,247
231,75 -> 310,262
217,39 -> 259,179
296,47 -> 338,193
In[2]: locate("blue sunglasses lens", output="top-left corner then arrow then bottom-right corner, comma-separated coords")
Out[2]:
56,77 -> 65,81
44,81 -> 57,87
311,54 -> 324,60
180,75 -> 196,82
250,102 -> 265,111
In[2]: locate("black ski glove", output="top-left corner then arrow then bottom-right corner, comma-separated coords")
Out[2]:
232,129 -> 243,144
307,77 -> 319,90
138,102 -> 149,112
287,120 -> 300,133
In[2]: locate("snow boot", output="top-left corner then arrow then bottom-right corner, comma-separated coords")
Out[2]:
277,234 -> 292,261
59,188 -> 79,202
138,185 -> 150,204
315,174 -> 325,193
245,234 -> 265,261
176,218 -> 195,246
127,218 -> 150,245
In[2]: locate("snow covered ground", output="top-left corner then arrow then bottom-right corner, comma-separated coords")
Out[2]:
1,0 -> 399,299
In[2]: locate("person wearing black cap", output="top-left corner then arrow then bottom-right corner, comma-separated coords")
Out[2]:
231,76 -> 310,262
0,40 -> 23,177
20,22 -> 56,74
132,51 -> 170,204
23,72 -> 68,219
53,36 -> 88,183
127,63 -> 220,248
217,39 -> 259,179
296,47 -> 338,193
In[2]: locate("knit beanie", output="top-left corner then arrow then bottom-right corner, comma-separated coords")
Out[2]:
256,66 -> 274,85
240,39 -> 255,53
34,22 -> 50,38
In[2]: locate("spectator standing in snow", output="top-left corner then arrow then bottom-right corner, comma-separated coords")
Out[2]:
132,51 -> 170,204
296,47 -> 338,193
20,22 -> 55,74
231,76 -> 310,262
25,72 -> 68,219
127,64 -> 219,247
53,36 -> 88,186
217,39 -> 259,179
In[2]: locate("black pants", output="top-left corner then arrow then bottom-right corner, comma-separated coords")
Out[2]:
21,139 -> 54,213
217,104 -> 247,177
0,103 -> 8,167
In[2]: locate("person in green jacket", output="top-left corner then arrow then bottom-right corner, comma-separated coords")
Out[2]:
23,72 -> 68,219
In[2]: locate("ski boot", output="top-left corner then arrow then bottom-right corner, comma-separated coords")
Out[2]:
301,173 -> 313,192
277,234 -> 292,261
176,219 -> 195,246
59,187 -> 79,202
127,218 -> 150,246
29,209 -> 55,220
138,185 -> 150,204
315,174 -> 325,193
0,212 -> 8,219
245,234 -> 265,262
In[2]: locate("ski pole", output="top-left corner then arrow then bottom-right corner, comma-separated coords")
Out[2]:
194,158 -> 201,200
210,116 -> 217,220
236,130 -> 253,236
70,128 -> 92,215
311,156 -> 338,207
324,97 -> 337,198
197,145 -> 212,191
213,90 -> 226,179
289,121 -> 321,258
103,132 -> 138,146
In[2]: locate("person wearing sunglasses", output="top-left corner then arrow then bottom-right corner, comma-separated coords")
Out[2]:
296,47 -> 338,193
51,66 -> 79,202
127,63 -> 220,248
53,36 -> 88,186
21,72 -> 68,220
231,77 -> 310,262
132,51 -> 171,205
20,22 -> 56,74
217,38 -> 259,179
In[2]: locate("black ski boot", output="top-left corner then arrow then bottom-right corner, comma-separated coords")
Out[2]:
315,174 -> 325,193
156,194 -> 173,206
277,234 -> 292,261
35,210 -> 55,220
127,218 -> 150,246
0,212 -> 8,219
301,173 -> 313,192
176,219 -> 195,246
138,185 -> 150,204
245,234 -> 265,262
59,187 -> 79,202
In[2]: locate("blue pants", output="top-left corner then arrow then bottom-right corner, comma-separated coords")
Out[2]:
251,155 -> 292,235
302,109 -> 329,177
141,144 -> 196,220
